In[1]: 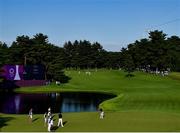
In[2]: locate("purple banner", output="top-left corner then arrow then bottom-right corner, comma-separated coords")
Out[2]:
1,65 -> 24,80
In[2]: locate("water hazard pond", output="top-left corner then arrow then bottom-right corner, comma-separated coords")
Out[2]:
0,92 -> 115,114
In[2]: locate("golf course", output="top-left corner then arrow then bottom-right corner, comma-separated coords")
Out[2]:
1,69 -> 180,131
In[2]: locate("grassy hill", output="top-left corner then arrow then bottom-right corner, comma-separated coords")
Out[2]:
2,69 -> 180,131
16,69 -> 180,113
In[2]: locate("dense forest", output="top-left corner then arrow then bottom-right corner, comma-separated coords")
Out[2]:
0,30 -> 180,82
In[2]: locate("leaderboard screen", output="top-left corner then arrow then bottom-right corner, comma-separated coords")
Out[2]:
23,65 -> 45,80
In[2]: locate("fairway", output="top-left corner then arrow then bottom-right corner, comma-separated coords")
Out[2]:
2,69 -> 180,131
1,111 -> 180,132
16,69 -> 180,113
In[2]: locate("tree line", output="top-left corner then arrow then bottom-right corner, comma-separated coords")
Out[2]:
120,30 -> 180,75
0,30 -> 180,82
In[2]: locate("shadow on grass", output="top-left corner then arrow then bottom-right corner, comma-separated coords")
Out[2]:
51,121 -> 68,132
63,121 -> 67,126
52,115 -> 56,119
32,117 -> 39,123
0,115 -> 14,131
125,73 -> 135,77
51,126 -> 58,132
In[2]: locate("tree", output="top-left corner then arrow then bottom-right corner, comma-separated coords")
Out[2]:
32,33 -> 48,45
120,30 -> 180,74
63,41 -> 73,68
48,55 -> 70,83
8,35 -> 32,65
121,49 -> 135,76
0,42 -> 9,67
167,36 -> 180,71
91,42 -> 104,68
7,33 -> 68,82
63,40 -> 105,69
148,30 -> 170,71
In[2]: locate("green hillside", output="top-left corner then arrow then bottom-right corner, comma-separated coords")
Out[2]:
16,69 -> 180,113
2,69 -> 180,131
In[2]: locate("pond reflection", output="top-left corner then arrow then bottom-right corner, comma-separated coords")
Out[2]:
0,92 -> 115,114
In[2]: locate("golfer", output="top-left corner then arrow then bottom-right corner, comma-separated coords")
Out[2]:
48,117 -> 53,132
99,108 -> 104,119
28,108 -> 33,122
57,113 -> 64,127
44,112 -> 47,126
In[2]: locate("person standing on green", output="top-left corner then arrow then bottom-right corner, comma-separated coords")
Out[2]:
28,108 -> 33,123
99,108 -> 104,119
57,113 -> 64,127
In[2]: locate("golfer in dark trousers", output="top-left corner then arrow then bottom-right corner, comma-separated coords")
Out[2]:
57,113 -> 64,127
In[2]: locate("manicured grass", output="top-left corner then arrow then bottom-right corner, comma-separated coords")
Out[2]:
1,69 -> 180,131
1,111 -> 180,132
169,72 -> 180,81
16,69 -> 180,113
